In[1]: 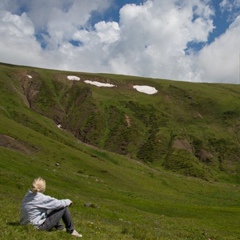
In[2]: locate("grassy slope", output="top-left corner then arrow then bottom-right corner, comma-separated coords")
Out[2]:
0,63 -> 240,239
3,63 -> 240,181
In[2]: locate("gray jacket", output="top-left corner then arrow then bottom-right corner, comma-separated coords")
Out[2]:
20,190 -> 71,227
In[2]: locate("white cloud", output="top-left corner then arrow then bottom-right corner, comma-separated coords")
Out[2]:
35,0 -> 111,49
0,0 -> 239,84
220,0 -> 240,22
0,10 -> 44,66
198,16 -> 240,83
109,0 -> 214,81
95,21 -> 120,44
220,0 -> 240,12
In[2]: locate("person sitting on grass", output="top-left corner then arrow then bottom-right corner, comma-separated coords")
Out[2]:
20,177 -> 82,238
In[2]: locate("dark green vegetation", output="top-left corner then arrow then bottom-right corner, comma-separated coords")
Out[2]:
0,62 -> 240,239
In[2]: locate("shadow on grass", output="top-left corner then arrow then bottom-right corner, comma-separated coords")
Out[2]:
7,221 -> 20,226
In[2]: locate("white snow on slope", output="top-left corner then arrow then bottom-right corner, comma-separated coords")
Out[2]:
67,75 -> 157,94
67,75 -> 80,81
84,80 -> 115,87
133,85 -> 158,95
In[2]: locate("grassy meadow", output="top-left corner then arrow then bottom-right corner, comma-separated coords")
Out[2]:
0,63 -> 240,239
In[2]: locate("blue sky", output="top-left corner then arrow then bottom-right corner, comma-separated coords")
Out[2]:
0,0 -> 239,83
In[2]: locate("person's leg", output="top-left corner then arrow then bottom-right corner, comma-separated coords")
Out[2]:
38,207 -> 74,233
61,207 -> 75,233
55,221 -> 64,230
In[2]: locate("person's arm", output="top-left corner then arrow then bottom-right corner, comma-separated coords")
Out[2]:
36,193 -> 72,210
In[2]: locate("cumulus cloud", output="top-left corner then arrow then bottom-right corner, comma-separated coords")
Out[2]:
105,0 -> 215,81
198,16 -> 240,83
0,0 -> 239,83
0,10 -> 43,66
95,21 -> 120,44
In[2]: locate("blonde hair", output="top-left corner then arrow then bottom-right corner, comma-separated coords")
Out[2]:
32,177 -> 46,193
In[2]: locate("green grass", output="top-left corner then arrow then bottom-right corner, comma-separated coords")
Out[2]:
1,63 -> 240,239
1,113 -> 240,239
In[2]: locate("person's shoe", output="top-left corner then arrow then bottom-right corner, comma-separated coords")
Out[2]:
71,230 -> 82,238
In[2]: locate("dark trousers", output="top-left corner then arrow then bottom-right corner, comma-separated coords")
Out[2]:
38,207 -> 74,233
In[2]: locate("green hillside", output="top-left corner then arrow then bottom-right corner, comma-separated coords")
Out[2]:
0,63 -> 240,239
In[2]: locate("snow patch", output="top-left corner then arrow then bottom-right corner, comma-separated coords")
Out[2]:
133,85 -> 158,95
84,80 -> 115,88
67,75 -> 80,81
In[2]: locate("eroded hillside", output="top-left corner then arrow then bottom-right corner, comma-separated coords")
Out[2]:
1,62 -> 240,182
